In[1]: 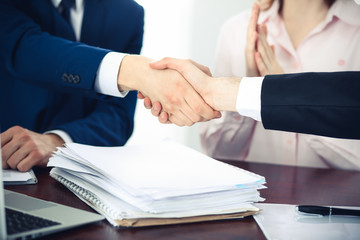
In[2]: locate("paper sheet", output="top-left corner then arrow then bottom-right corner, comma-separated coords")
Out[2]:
2,169 -> 37,185
59,141 -> 265,192
254,203 -> 360,240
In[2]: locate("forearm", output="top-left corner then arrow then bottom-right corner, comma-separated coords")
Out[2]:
261,72 -> 360,139
56,93 -> 137,146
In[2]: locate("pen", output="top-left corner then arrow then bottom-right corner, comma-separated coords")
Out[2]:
297,205 -> 360,217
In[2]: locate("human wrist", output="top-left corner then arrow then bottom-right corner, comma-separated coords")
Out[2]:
45,134 -> 65,147
117,55 -> 153,92
208,77 -> 241,112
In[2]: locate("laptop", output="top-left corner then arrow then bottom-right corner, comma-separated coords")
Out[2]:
0,146 -> 105,239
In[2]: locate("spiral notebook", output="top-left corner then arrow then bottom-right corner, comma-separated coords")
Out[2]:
48,141 -> 266,227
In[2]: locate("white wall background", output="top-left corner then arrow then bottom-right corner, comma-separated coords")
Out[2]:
127,0 -> 253,152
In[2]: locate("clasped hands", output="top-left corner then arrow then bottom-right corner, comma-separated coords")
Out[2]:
118,56 -> 242,126
117,55 -> 240,126
131,2 -> 285,126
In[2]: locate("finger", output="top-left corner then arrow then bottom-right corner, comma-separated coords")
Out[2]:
245,3 -> 260,77
151,102 -> 162,117
143,97 -> 152,109
270,45 -> 275,54
137,91 -> 145,99
188,59 -> 212,76
262,23 -> 268,37
184,92 -> 221,122
1,130 -> 12,147
149,57 -> 172,70
247,3 -> 260,37
259,24 -> 273,60
6,145 -> 29,170
16,152 -> 38,172
246,30 -> 258,59
171,106 -> 195,126
161,100 -> 195,126
257,37 -> 271,70
168,112 -> 192,127
149,57 -> 221,119
2,136 -> 21,164
158,112 -> 171,124
154,58 -> 205,91
255,52 -> 268,76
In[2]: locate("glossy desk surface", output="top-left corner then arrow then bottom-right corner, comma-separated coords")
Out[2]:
5,161 -> 360,240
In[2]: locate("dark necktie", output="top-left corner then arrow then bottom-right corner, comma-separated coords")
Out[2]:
59,0 -> 75,24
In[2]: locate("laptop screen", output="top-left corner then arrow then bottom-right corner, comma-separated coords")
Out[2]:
0,138 -> 8,239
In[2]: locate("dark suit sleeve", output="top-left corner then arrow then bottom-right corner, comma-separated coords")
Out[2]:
0,1 -> 109,95
54,1 -> 145,146
56,92 -> 137,146
0,0 -> 144,146
261,72 -> 360,139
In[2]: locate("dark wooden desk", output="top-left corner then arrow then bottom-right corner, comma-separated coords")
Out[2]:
5,161 -> 360,240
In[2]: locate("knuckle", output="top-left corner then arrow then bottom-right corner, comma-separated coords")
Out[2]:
12,125 -> 23,131
163,57 -> 171,62
7,159 -> 17,170
187,121 -> 195,127
193,115 -> 201,123
168,95 -> 181,105
192,104 -> 202,115
164,104 -> 174,113
19,133 -> 30,142
17,164 -> 29,172
30,150 -> 43,160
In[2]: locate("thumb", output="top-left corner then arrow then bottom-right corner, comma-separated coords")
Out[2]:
137,91 -> 145,99
149,58 -> 171,70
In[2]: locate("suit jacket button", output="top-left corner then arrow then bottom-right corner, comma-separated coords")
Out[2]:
62,73 -> 69,82
73,75 -> 80,84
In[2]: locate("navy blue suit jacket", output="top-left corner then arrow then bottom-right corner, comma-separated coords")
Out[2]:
261,72 -> 360,139
0,0 -> 144,146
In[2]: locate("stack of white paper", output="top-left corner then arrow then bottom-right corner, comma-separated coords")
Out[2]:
48,141 -> 266,226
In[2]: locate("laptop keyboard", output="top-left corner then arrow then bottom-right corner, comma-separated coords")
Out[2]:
6,208 -> 61,235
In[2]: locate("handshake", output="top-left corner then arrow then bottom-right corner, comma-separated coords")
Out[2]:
117,55 -> 241,126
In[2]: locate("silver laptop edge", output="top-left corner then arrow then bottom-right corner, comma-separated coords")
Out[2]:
0,138 -> 104,240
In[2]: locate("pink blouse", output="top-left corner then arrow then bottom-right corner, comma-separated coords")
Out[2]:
200,0 -> 360,170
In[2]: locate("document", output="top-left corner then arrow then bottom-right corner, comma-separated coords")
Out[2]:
254,203 -> 360,240
2,169 -> 37,185
48,141 -> 266,227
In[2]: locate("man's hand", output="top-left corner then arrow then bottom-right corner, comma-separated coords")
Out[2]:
150,58 -> 241,112
1,126 -> 65,172
118,55 -> 220,126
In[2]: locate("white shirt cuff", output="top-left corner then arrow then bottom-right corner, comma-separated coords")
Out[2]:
236,77 -> 263,121
95,52 -> 129,97
44,130 -> 73,143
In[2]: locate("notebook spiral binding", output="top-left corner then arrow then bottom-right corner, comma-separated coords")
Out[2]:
52,173 -> 122,222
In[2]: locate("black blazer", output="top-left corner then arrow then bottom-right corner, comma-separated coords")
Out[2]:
261,71 -> 360,139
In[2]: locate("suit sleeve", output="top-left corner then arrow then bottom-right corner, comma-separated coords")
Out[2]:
261,71 -> 360,139
54,3 -> 144,146
56,92 -> 138,146
0,0 -> 144,146
0,1 -> 109,95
